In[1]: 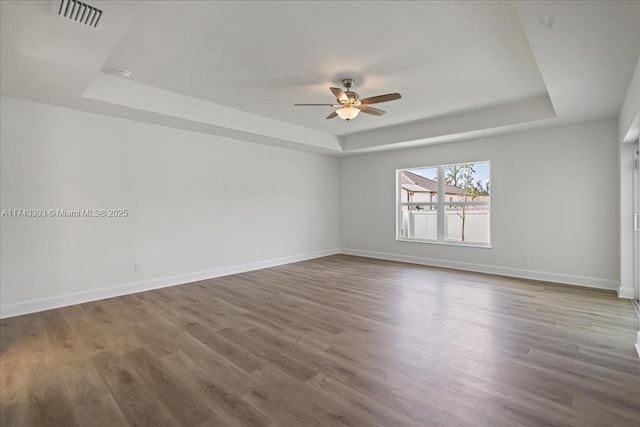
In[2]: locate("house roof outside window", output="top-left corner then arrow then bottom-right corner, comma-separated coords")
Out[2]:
401,170 -> 463,195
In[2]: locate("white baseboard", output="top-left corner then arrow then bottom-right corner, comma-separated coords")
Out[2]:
617,285 -> 636,299
340,248 -> 620,291
0,247 -> 624,318
0,248 -> 340,319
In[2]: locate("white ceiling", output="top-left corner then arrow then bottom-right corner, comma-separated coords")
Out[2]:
1,1 -> 638,154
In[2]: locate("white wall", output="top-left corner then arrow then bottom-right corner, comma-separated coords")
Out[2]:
0,97 -> 340,317
340,120 -> 620,290
0,96 -> 626,319
618,57 -> 640,299
618,57 -> 640,144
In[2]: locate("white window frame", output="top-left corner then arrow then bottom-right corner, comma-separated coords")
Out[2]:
396,162 -> 491,248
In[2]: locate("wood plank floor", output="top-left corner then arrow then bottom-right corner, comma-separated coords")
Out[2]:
1,254 -> 639,426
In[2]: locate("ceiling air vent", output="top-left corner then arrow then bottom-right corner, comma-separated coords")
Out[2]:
56,0 -> 103,28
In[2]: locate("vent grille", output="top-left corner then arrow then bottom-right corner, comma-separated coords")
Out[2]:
57,0 -> 103,28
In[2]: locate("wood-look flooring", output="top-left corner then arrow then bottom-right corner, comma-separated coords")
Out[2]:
1,254 -> 639,426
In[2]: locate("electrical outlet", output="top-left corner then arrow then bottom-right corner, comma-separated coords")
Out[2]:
135,262 -> 143,272
521,252 -> 529,262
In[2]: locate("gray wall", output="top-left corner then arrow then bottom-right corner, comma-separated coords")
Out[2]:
0,97 -> 340,316
340,120 -> 619,289
0,95 -> 623,318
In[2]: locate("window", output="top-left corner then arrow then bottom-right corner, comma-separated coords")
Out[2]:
397,162 -> 491,246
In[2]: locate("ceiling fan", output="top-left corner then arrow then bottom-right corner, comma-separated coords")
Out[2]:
295,78 -> 401,121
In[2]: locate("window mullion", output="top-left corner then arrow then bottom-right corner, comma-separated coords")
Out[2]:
437,166 -> 445,242
397,170 -> 403,238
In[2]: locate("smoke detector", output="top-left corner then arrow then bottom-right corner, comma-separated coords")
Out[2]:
54,0 -> 103,29
115,69 -> 132,78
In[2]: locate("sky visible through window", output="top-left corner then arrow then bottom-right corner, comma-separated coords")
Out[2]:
410,162 -> 490,187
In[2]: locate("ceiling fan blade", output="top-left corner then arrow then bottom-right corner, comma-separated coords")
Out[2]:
294,103 -> 337,106
330,87 -> 348,103
359,105 -> 386,116
326,111 -> 338,119
360,93 -> 402,105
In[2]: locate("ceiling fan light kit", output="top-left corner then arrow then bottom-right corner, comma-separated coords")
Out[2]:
336,105 -> 360,121
295,78 -> 401,121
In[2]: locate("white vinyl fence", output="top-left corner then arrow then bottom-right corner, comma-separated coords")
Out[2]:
402,208 -> 490,243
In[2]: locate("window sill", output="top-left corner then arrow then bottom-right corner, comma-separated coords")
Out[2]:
396,237 -> 492,249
